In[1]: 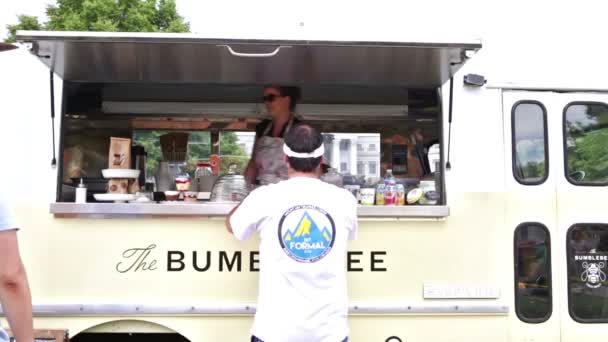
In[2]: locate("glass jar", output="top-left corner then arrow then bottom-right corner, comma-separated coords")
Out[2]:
175,173 -> 192,192
195,163 -> 214,178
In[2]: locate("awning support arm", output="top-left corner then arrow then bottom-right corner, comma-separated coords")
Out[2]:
446,76 -> 454,170
49,70 -> 57,168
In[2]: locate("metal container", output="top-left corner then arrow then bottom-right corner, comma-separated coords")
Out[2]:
195,163 -> 217,193
210,164 -> 250,202
131,145 -> 147,187
155,161 -> 173,192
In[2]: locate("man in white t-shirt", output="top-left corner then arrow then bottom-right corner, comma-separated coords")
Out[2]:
227,124 -> 358,342
0,196 -> 34,342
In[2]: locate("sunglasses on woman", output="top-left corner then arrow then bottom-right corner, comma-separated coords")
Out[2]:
262,94 -> 283,102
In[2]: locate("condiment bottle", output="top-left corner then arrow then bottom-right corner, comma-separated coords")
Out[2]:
76,178 -> 87,203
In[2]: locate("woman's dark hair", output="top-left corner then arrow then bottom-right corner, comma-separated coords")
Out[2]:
284,123 -> 323,172
266,85 -> 301,111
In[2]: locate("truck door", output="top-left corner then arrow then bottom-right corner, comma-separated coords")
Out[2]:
553,93 -> 608,342
502,90 -> 560,342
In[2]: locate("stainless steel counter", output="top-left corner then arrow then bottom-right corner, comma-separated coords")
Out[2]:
50,202 -> 449,220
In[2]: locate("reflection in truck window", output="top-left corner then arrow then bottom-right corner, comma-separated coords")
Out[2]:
219,132 -> 252,175
133,131 -> 211,178
564,103 -> 608,185
322,133 -> 381,184
567,224 -> 608,322
369,161 -> 377,175
133,131 -> 251,178
514,223 -> 552,323
512,102 -> 548,185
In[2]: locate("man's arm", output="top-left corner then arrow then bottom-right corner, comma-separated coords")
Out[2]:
225,202 -> 242,234
0,230 -> 34,342
224,188 -> 264,240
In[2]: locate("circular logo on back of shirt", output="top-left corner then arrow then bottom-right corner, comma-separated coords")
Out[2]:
278,205 -> 336,263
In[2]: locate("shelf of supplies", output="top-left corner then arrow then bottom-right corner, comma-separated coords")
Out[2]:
50,203 -> 449,220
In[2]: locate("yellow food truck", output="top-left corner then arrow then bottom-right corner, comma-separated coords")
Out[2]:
0,22 -> 606,342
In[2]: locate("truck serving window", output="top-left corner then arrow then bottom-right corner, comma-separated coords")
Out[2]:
514,223 -> 552,323
567,224 -> 608,323
512,102 -> 548,185
55,84 -> 446,217
564,102 -> 608,185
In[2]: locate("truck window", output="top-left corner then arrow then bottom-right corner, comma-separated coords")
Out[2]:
567,224 -> 608,322
57,84 -> 443,208
564,103 -> 608,185
512,102 -> 548,185
514,223 -> 552,323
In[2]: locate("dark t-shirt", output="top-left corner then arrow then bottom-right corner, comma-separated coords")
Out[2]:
255,117 -> 301,139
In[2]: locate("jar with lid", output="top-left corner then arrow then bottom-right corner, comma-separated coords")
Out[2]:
418,180 -> 439,205
175,173 -> 192,192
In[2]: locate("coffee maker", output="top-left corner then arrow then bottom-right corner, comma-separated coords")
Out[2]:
131,145 -> 147,188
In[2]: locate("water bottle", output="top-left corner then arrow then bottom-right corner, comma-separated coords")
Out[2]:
383,169 -> 397,205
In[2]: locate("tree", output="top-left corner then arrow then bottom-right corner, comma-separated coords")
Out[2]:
5,15 -> 42,43
565,104 -> 608,182
134,130 -> 249,178
218,132 -> 248,174
5,0 -> 189,42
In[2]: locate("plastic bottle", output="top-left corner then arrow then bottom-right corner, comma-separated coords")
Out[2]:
76,178 -> 87,203
383,169 -> 397,205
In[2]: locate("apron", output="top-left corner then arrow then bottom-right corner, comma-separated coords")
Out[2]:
254,115 -> 295,185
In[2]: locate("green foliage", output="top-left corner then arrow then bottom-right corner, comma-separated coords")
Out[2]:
6,0 -> 189,42
133,130 -> 164,177
6,15 -> 42,42
566,104 -> 608,183
219,156 -> 249,175
219,132 -> 247,156
567,128 -> 608,182
134,131 -> 248,178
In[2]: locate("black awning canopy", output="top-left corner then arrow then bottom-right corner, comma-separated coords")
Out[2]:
17,31 -> 481,87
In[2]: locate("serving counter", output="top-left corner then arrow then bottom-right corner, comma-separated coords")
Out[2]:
50,202 -> 449,220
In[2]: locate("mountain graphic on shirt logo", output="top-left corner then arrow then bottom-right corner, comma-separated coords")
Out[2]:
282,211 -> 332,244
279,207 -> 336,263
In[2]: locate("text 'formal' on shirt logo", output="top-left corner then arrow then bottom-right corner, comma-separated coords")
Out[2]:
278,205 -> 336,263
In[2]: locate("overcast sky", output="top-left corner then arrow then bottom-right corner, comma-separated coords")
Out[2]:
0,0 -> 533,41
3,0 -> 608,87
2,1 -> 607,42
0,0 -> 316,39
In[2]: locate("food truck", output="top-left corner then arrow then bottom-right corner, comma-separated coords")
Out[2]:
0,23 -> 606,342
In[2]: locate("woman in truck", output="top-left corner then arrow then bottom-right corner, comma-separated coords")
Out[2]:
244,85 -> 302,186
